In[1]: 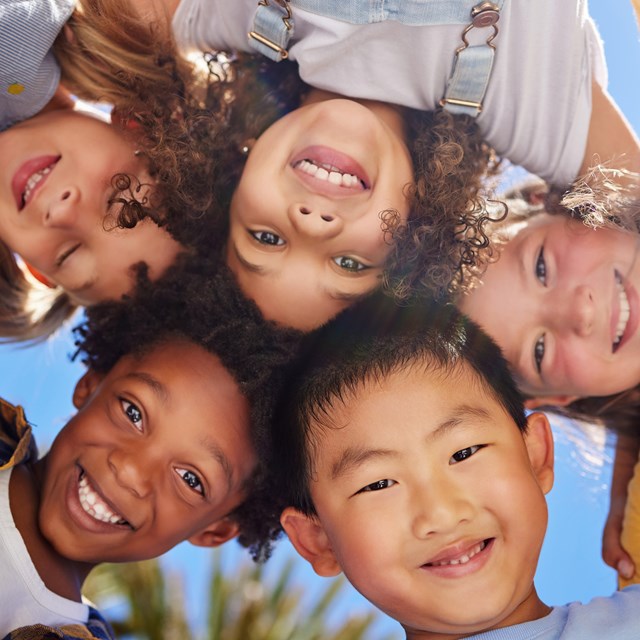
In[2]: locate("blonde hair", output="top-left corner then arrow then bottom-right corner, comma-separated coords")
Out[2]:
54,0 -> 192,110
0,247 -> 77,343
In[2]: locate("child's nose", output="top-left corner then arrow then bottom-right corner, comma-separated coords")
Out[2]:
44,186 -> 81,228
411,480 -> 475,539
108,448 -> 152,499
287,202 -> 344,239
552,284 -> 595,338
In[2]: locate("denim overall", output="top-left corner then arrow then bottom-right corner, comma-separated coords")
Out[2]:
247,0 -> 506,118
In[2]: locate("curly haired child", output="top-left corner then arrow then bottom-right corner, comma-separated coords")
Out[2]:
266,294 -> 640,639
212,57 -> 499,330
1,251 -> 300,638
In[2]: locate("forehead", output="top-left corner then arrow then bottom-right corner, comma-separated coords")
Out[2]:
309,362 -> 510,454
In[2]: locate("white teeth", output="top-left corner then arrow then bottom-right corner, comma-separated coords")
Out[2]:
78,473 -> 127,526
614,273 -> 630,350
295,159 -> 363,189
430,540 -> 486,567
22,166 -> 52,204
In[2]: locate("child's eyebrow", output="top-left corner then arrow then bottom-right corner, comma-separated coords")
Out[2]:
428,405 -> 493,441
331,447 -> 398,480
329,404 -> 493,480
125,372 -> 169,403
232,243 -> 267,274
200,435 -> 234,490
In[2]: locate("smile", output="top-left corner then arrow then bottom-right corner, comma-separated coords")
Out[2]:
293,159 -> 365,190
78,471 -> 129,526
613,272 -> 630,351
426,540 -> 487,567
13,155 -> 60,210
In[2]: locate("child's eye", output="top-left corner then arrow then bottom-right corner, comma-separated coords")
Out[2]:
449,445 -> 483,464
358,479 -> 396,493
535,247 -> 547,285
534,334 -> 546,374
333,256 -> 369,272
121,399 -> 143,431
250,230 -> 285,246
175,468 -> 205,496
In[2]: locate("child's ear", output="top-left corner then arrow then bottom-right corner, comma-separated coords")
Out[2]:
281,507 -> 341,577
188,517 -> 240,548
72,370 -> 104,409
524,395 -> 579,410
523,412 -> 555,494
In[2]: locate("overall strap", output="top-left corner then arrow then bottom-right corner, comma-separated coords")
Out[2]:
440,1 -> 506,118
248,0 -> 294,62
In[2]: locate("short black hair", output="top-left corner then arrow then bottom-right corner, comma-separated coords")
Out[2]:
269,293 -> 527,518
73,253 -> 301,560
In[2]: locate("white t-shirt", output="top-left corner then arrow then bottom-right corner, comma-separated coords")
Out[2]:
0,467 -> 89,635
172,0 -> 607,186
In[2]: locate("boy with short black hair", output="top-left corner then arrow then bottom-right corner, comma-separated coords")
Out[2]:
269,295 -> 640,639
1,256 -> 299,639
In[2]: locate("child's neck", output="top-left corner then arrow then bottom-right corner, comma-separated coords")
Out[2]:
403,586 -> 551,640
9,457 -> 95,602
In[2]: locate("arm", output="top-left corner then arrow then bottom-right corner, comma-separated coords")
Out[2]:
580,81 -> 640,181
602,434 -> 640,584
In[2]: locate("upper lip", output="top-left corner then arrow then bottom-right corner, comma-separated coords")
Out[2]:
11,155 -> 60,211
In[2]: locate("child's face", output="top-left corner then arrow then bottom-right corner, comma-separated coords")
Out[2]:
36,339 -> 256,565
283,364 -> 553,637
226,98 -> 413,330
0,110 -> 182,305
459,214 -> 640,401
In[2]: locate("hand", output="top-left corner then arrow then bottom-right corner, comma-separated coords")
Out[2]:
602,504 -> 635,581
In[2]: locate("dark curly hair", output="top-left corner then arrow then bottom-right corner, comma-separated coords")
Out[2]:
384,108 -> 501,301
73,253 -> 301,560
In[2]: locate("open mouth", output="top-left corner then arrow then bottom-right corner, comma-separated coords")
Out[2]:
613,271 -> 631,352
290,145 -> 371,195
293,158 -> 367,190
14,155 -> 61,210
425,539 -> 489,567
78,470 -> 131,528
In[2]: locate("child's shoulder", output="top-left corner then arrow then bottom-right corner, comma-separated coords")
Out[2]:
472,587 -> 640,640
0,398 -> 37,471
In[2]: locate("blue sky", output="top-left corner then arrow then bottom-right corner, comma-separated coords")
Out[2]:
1,2 -> 639,637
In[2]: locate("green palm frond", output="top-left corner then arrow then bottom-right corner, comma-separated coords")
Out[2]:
84,550 -> 399,640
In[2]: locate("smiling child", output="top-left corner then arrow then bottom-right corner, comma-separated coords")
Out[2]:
266,295 -> 640,639
455,184 -> 640,587
1,254 -> 298,638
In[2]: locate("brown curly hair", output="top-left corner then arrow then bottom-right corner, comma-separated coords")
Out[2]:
55,0 -> 240,250
73,252 -> 302,561
384,108 -> 501,301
